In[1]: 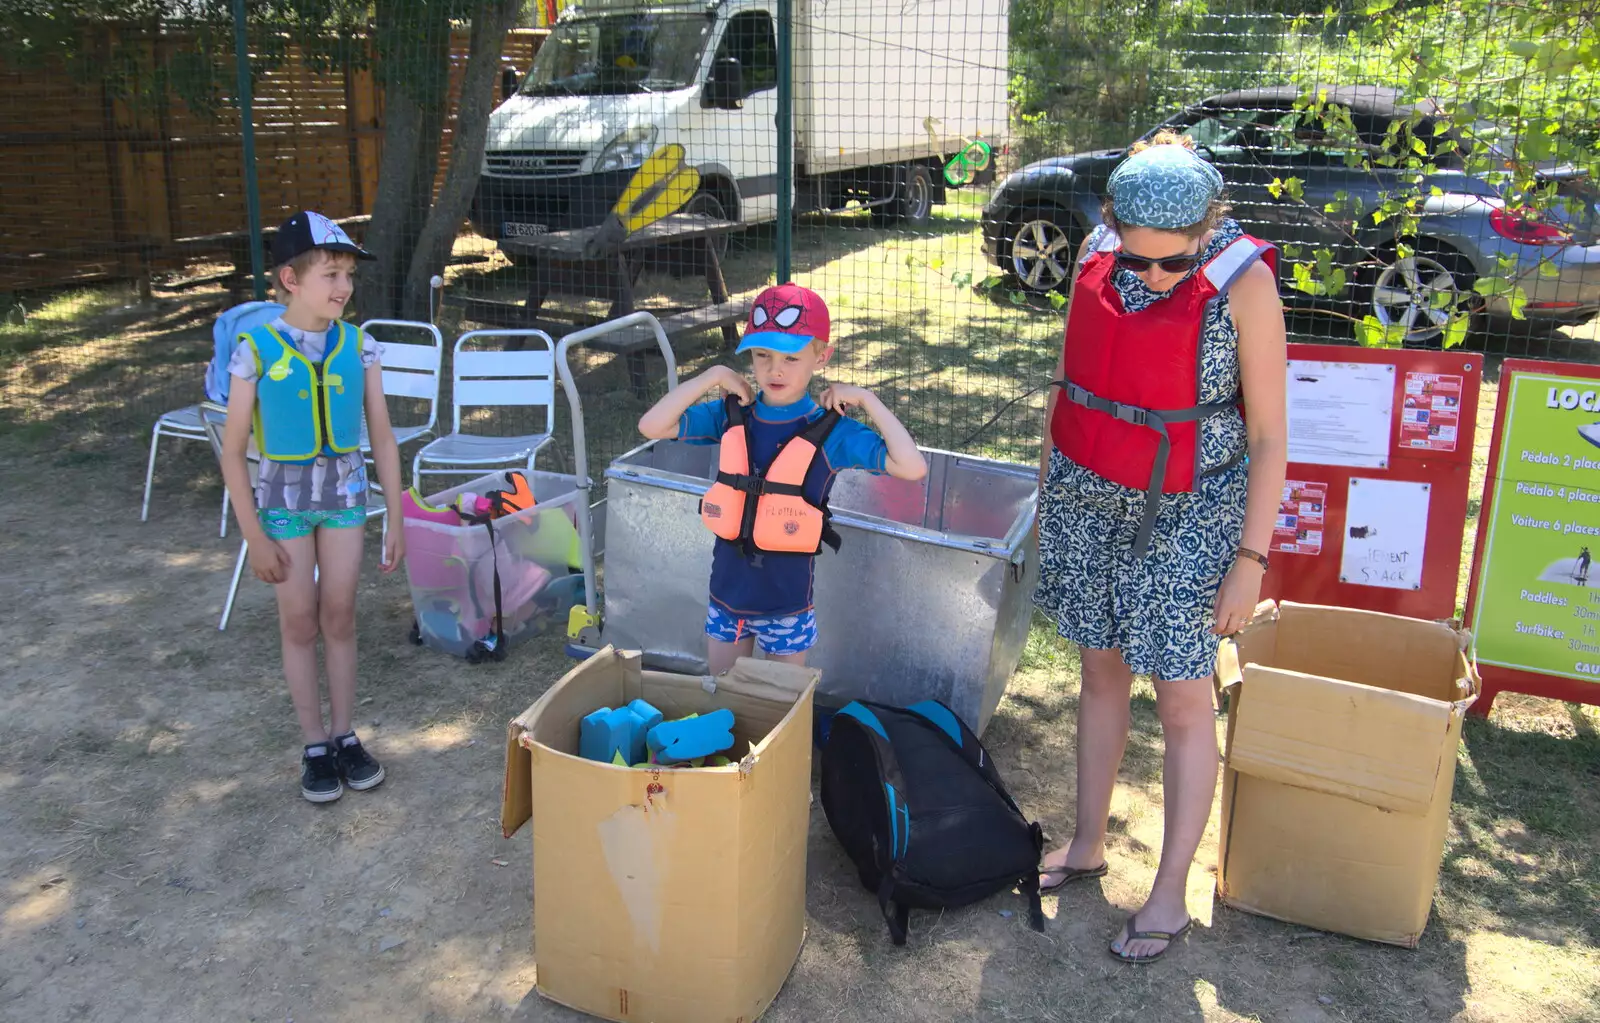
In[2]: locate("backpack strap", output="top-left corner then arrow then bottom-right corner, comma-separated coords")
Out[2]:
877,874 -> 911,947
1021,822 -> 1045,933
835,702 -> 914,945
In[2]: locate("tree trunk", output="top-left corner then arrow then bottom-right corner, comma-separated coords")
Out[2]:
401,0 -> 519,321
355,0 -> 451,319
359,90 -> 425,318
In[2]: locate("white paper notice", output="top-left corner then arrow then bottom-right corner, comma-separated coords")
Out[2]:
1286,360 -> 1396,468
1339,477 -> 1429,590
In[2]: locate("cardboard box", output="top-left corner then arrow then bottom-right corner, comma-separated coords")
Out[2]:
1215,601 -> 1479,947
501,647 -> 818,1023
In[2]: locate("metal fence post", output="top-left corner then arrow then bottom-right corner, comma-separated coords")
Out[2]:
232,0 -> 266,300
775,0 -> 792,284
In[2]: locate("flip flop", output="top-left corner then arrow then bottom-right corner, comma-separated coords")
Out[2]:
1109,912 -> 1195,964
1038,860 -> 1108,894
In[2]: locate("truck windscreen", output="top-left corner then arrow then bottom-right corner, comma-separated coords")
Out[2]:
521,14 -> 711,96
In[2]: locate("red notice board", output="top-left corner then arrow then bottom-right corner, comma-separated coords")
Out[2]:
1258,344 -> 1481,620
1464,359 -> 1600,716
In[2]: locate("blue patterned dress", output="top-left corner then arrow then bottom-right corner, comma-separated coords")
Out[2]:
1033,219 -> 1251,680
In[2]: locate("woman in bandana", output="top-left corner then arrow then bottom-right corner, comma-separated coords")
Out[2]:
1031,132 -> 1288,963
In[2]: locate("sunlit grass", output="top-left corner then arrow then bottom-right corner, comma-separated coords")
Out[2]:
0,284 -> 141,360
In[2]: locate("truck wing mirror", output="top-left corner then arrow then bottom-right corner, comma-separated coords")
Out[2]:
501,65 -> 520,101
702,57 -> 744,110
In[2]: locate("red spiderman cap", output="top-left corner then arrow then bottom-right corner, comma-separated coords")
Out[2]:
735,282 -> 830,354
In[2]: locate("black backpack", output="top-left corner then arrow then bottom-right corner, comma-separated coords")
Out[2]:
820,699 -> 1045,945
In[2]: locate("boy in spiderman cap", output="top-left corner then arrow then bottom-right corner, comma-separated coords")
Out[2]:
639,282 -> 926,674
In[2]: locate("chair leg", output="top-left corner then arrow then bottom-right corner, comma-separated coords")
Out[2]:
141,424 -> 163,522
220,539 -> 249,631
219,487 -> 231,538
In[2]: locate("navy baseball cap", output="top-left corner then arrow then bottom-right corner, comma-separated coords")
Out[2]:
271,210 -> 375,265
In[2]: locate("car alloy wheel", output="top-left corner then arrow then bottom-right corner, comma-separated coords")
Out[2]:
1009,214 -> 1074,293
1371,253 -> 1471,345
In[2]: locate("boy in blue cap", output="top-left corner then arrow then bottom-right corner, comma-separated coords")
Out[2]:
639,283 -> 926,674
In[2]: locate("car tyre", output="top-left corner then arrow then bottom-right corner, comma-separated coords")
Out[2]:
1005,206 -> 1080,294
871,164 -> 935,226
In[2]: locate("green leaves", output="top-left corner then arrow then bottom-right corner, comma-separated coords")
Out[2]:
1267,176 -> 1306,202
1474,277 -> 1530,319
1356,315 -> 1408,348
1288,249 -> 1347,298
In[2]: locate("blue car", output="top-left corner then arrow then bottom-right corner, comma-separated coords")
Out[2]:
981,86 -> 1600,343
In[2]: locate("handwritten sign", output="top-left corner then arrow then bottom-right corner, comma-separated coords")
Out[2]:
1339,477 -> 1430,590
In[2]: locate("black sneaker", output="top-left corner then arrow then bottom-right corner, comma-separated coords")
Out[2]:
301,743 -> 343,803
332,731 -> 385,791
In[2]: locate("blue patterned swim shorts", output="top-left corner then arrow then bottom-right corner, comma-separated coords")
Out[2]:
704,604 -> 818,656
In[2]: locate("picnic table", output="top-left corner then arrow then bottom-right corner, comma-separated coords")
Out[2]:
157,215 -> 373,296
491,213 -> 751,397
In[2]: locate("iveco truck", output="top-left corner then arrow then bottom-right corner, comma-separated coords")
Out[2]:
470,0 -> 1008,247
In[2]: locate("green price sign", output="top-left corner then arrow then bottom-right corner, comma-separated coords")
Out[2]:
1471,371 -> 1600,683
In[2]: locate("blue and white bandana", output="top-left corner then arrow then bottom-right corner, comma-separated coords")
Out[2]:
1107,144 -> 1225,230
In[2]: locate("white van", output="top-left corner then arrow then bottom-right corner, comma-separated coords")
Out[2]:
471,0 -> 1008,246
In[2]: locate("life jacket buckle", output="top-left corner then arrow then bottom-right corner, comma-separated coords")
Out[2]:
1113,403 -> 1148,427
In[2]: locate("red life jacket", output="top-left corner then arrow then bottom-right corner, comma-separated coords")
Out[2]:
1050,230 -> 1276,557
699,396 -> 843,555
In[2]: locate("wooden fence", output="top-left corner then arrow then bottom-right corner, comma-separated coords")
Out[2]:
0,25 -> 546,293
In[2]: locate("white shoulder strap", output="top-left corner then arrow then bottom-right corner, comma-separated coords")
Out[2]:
1203,237 -> 1271,293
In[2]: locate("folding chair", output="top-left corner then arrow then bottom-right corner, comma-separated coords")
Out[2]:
140,405 -> 210,523
411,329 -> 556,487
141,405 -> 261,538
199,404 -> 387,631
357,319 -> 444,453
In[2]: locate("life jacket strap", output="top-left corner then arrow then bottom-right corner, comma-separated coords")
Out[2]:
713,469 -> 763,494
820,505 -> 842,554
1052,379 -> 1241,559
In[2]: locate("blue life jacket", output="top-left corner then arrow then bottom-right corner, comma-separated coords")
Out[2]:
206,301 -> 286,404
243,321 -> 365,461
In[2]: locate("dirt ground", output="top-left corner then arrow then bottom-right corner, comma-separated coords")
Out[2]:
2,429 -> 1598,1023
3,234 -> 1600,1022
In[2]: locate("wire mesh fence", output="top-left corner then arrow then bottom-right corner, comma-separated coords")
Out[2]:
3,0 -> 1598,473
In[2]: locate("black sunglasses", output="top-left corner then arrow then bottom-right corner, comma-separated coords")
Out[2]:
1115,250 -> 1203,273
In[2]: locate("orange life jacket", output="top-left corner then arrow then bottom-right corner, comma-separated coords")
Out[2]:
484,470 -> 535,519
699,396 -> 843,555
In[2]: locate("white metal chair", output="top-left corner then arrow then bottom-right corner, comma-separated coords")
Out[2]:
357,318 -> 444,452
411,329 -> 556,487
199,403 -> 386,631
141,405 -> 210,522
141,405 -> 262,538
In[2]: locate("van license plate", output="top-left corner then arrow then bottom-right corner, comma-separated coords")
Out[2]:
504,222 -> 549,237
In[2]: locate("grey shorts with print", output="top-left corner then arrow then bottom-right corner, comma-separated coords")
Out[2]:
254,454 -> 368,512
